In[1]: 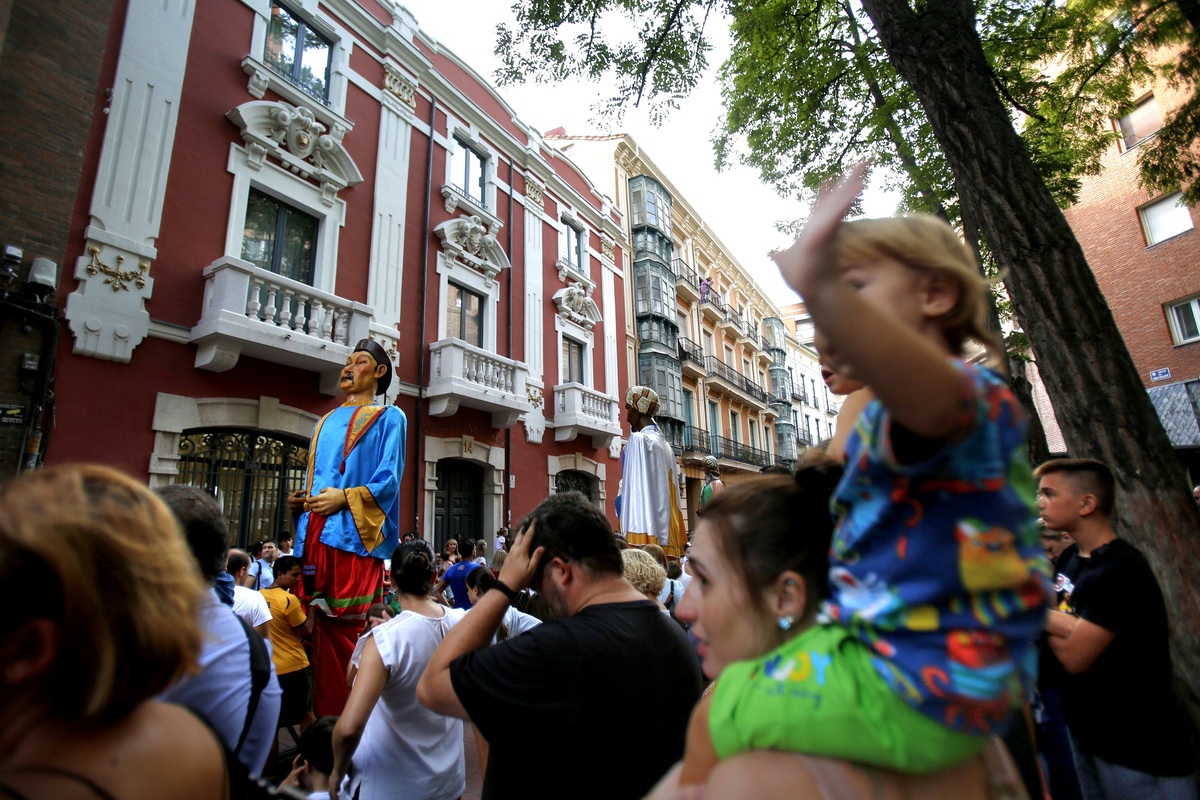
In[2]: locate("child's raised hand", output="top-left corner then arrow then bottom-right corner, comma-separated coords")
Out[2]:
772,161 -> 868,298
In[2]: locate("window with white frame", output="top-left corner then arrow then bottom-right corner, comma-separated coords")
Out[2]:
265,2 -> 332,102
562,336 -> 585,383
1140,193 -> 1194,246
560,217 -> 587,276
447,283 -> 484,347
225,143 -> 343,296
242,189 -> 318,284
730,410 -> 740,443
749,419 -> 758,450
1117,95 -> 1162,151
449,136 -> 487,208
1167,297 -> 1200,345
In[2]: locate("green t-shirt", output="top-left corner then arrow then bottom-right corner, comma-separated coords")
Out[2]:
710,623 -> 986,773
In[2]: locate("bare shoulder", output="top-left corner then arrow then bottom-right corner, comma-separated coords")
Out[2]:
706,752 -> 825,799
120,702 -> 229,800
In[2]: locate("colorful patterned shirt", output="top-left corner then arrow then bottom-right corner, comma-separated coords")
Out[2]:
822,359 -> 1048,734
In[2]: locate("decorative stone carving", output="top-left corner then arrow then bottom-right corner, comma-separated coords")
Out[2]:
609,435 -> 624,460
522,411 -> 546,444
552,282 -> 602,330
600,234 -> 615,261
527,386 -> 544,408
247,65 -> 271,99
227,100 -> 363,204
383,63 -> 417,107
66,241 -> 155,363
433,215 -> 511,285
525,178 -> 545,209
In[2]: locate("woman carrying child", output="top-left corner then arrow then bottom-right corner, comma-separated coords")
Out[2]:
664,164 -> 1046,793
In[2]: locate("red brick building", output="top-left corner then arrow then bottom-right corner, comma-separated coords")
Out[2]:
1064,64 -> 1199,389
5,0 -> 630,550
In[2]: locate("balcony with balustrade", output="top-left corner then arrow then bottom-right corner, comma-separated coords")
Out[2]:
711,433 -> 772,468
797,427 -> 814,448
699,293 -> 727,325
673,258 -> 702,304
189,256 -> 374,394
552,382 -> 622,448
679,425 -> 712,464
737,324 -> 762,352
678,337 -> 706,379
426,338 -> 534,428
703,355 -> 770,409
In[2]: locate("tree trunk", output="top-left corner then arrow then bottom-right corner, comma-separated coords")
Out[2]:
861,0 -> 1200,723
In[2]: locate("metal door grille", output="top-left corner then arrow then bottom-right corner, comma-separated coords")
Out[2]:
176,429 -> 308,549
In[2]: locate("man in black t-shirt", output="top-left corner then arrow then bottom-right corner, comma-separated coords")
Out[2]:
1036,459 -> 1196,799
418,492 -> 703,800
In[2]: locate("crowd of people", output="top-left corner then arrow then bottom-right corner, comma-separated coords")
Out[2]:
1,167 -> 1196,800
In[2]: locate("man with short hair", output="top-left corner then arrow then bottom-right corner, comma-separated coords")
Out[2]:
226,548 -> 271,638
435,539 -> 481,609
263,555 -> 316,733
244,539 -> 278,590
418,492 -> 703,799
155,485 -> 281,777
1037,459 -> 1196,799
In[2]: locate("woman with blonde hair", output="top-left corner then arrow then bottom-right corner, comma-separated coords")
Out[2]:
622,548 -> 668,611
0,464 -> 228,799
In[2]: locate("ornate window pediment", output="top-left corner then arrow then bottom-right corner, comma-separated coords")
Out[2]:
552,281 -> 602,330
227,100 -> 363,205
434,215 -> 511,285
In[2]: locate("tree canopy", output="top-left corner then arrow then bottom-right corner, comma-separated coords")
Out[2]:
495,0 -> 1199,206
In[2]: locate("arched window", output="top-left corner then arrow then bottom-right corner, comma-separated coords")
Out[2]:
176,429 -> 308,548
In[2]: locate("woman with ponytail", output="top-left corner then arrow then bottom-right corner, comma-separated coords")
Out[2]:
331,540 -> 467,800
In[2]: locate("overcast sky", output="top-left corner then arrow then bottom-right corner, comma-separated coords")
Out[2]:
401,1 -> 901,305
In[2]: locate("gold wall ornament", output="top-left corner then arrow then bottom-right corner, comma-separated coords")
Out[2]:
527,387 -> 544,409
86,246 -> 148,292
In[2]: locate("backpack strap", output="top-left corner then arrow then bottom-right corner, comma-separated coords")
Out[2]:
664,579 -> 677,610
232,615 -> 272,758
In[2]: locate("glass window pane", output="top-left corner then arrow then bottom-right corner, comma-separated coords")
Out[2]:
1119,96 -> 1162,149
464,289 -> 482,347
635,273 -> 649,315
265,6 -> 298,80
1143,193 -> 1194,245
447,284 -> 463,340
297,28 -> 329,99
279,206 -> 317,284
241,191 -> 278,270
470,150 -> 485,205
1173,302 -> 1200,342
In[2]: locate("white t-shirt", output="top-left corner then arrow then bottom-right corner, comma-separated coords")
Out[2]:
658,578 -> 683,609
347,608 -> 468,800
496,605 -> 541,644
232,584 -> 271,629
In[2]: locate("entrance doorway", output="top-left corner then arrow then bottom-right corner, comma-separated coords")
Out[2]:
433,458 -> 483,554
